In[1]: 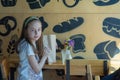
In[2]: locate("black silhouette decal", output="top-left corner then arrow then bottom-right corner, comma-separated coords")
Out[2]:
94,40 -> 120,59
39,17 -> 48,31
56,39 -> 64,52
53,17 -> 84,33
7,34 -> 18,56
93,0 -> 119,6
1,0 -> 17,7
70,34 -> 86,53
72,56 -> 84,59
0,16 -> 17,36
103,17 -> 120,38
57,0 -> 81,8
26,0 -> 50,9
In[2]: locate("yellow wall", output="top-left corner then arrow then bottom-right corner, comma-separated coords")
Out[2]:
0,0 -> 120,79
0,0 -> 120,59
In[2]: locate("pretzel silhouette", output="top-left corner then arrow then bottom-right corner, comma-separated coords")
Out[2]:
63,0 -> 81,8
0,16 -> 17,36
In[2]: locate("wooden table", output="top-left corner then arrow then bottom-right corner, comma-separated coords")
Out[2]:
8,57 -> 65,80
8,58 -> 65,69
7,57 -> 113,80
0,56 -> 114,80
44,61 -> 64,69
8,58 -> 110,75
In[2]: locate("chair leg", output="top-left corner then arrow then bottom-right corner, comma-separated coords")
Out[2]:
86,64 -> 93,80
94,76 -> 100,80
66,60 -> 70,80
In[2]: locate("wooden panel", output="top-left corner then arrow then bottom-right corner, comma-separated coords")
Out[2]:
66,59 -> 110,76
0,56 -> 10,80
0,0 -> 120,13
0,0 -> 120,80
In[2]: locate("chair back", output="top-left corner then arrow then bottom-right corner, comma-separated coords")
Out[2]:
65,59 -> 93,80
0,56 -> 10,80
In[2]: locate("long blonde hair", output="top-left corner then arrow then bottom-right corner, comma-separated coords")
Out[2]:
16,16 -> 44,59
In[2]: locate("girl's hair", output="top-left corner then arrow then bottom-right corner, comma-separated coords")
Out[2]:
16,16 -> 43,59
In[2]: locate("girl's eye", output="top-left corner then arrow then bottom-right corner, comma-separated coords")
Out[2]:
31,29 -> 35,31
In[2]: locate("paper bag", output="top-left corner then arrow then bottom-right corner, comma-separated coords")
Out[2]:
43,34 -> 56,64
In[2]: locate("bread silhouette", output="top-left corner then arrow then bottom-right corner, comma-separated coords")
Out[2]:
27,0 -> 50,9
103,17 -> 120,38
53,17 -> 84,33
94,40 -> 120,59
93,0 -> 119,6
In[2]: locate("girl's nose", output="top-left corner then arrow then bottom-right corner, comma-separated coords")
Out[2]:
35,30 -> 38,35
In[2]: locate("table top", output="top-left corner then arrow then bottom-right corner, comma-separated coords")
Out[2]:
8,57 -> 65,69
44,61 -> 64,69
1,56 -> 119,75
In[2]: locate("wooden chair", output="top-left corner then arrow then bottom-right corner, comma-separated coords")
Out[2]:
0,56 -> 10,80
65,59 -> 110,80
65,59 -> 93,80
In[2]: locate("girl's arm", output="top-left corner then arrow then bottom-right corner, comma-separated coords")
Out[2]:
28,47 -> 50,74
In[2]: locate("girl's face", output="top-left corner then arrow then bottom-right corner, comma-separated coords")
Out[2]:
27,20 -> 42,43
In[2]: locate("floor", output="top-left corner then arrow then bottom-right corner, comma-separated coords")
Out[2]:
43,69 -> 86,80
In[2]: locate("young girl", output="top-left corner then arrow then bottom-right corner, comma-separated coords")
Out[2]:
16,16 -> 50,80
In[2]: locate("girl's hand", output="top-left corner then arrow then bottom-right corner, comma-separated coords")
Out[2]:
43,47 -> 51,57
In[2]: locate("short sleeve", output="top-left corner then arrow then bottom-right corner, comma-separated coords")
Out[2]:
26,44 -> 35,56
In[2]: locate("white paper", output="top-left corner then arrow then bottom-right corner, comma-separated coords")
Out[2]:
43,34 -> 56,64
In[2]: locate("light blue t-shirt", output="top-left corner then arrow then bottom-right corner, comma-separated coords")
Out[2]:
17,39 -> 43,80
